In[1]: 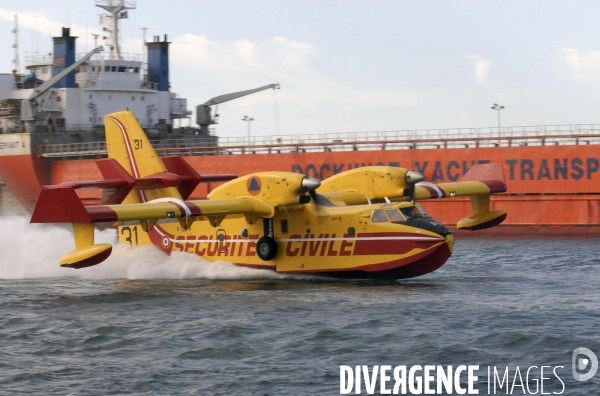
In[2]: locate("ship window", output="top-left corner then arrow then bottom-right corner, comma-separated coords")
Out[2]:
347,227 -> 355,235
109,95 -> 111,100
105,66 -> 110,72
281,220 -> 288,234
91,66 -> 95,72
132,96 -> 135,101
89,95 -> 92,99
118,66 -> 127,72
371,210 -> 389,223
141,96 -> 145,101
385,209 -> 405,222
134,67 -> 139,73
111,66 -> 116,72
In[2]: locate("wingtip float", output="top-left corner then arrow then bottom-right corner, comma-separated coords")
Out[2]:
31,110 -> 508,279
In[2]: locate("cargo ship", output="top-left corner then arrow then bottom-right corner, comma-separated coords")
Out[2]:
1,1 -> 599,235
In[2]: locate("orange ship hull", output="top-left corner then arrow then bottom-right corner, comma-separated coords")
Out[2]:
2,139 -> 599,235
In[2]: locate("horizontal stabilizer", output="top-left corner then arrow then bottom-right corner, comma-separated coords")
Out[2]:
56,159 -> 135,205
161,156 -> 237,200
31,187 -> 91,223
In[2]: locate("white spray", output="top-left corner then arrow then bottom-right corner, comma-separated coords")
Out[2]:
0,216 -> 299,281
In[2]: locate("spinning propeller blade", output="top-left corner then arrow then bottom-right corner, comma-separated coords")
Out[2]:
403,170 -> 424,202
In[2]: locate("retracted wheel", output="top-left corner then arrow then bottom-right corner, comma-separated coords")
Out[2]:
256,236 -> 278,261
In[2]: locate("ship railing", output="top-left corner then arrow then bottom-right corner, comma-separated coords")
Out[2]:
151,133 -> 600,157
0,108 -> 15,117
95,0 -> 136,9
140,82 -> 159,90
209,123 -> 600,146
77,52 -> 142,62
37,123 -> 600,157
39,141 -> 107,157
23,55 -> 54,64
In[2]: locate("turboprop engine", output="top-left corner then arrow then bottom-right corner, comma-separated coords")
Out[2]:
209,172 -> 321,207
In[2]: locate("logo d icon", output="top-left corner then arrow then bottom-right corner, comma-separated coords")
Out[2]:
572,347 -> 598,381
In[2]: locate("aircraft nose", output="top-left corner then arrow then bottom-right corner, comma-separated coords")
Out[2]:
403,217 -> 452,238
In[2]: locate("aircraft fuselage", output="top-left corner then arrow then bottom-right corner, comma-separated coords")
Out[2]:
119,200 -> 454,279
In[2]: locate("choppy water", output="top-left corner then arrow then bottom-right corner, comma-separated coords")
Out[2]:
0,216 -> 599,395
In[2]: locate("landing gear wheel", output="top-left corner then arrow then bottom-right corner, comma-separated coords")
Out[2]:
256,236 -> 278,261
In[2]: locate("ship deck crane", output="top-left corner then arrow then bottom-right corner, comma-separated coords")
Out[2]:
196,83 -> 280,135
21,46 -> 104,131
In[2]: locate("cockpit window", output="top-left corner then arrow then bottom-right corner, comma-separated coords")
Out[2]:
371,210 -> 389,223
415,203 -> 430,218
385,209 -> 405,222
400,206 -> 423,218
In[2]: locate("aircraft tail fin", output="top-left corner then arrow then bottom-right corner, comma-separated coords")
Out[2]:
104,110 -> 182,203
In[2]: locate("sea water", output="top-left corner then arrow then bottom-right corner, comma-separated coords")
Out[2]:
0,216 -> 598,395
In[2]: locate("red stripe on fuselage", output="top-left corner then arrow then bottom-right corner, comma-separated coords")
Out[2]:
353,238 -> 439,256
279,242 -> 451,279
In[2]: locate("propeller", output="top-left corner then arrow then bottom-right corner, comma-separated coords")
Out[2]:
300,177 -> 321,205
403,170 -> 424,202
279,176 -> 321,219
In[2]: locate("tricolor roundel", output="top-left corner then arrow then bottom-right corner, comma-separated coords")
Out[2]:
246,175 -> 262,196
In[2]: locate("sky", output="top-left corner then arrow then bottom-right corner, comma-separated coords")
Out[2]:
1,0 -> 600,138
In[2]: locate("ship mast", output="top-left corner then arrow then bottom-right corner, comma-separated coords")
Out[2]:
96,0 -> 136,60
11,15 -> 20,73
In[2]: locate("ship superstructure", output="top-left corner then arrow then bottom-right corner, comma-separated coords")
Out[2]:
0,0 -> 188,142
1,2 -> 600,235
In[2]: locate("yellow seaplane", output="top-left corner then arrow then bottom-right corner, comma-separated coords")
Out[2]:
31,111 -> 508,279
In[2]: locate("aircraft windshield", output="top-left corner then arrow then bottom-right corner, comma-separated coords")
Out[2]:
415,203 -> 431,218
372,208 -> 407,223
400,206 -> 423,219
385,209 -> 405,222
372,210 -> 389,223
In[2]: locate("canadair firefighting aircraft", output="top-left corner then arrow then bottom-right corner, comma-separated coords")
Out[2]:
31,111 -> 508,279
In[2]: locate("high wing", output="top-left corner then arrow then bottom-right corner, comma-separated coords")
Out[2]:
411,162 -> 506,200
316,163 -> 507,231
31,186 -> 274,228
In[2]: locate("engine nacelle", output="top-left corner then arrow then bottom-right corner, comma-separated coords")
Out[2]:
318,166 -> 412,200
